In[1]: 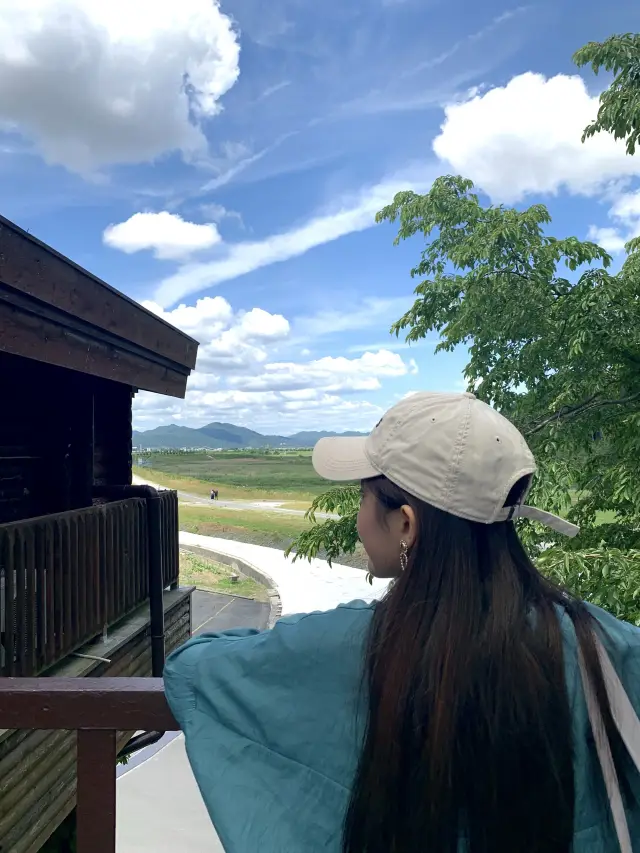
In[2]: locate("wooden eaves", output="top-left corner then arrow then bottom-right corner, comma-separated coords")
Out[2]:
0,215 -> 198,398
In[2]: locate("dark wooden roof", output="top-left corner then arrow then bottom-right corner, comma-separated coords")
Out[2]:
0,215 -> 198,398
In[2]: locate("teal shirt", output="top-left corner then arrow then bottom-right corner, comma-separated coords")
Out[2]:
164,600 -> 640,852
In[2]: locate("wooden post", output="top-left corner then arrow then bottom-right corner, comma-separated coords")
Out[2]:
77,729 -> 117,853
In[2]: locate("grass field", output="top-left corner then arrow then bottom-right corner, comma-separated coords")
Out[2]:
141,451 -> 616,571
134,451 -> 330,501
179,550 -> 269,601
178,503 -> 368,569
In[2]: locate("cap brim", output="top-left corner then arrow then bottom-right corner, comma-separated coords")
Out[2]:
312,437 -> 379,482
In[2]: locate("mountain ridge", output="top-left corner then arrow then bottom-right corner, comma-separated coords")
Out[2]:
132,421 -> 367,449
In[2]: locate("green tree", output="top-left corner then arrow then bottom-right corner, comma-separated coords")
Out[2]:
289,35 -> 640,623
574,33 -> 640,154
288,177 -> 640,622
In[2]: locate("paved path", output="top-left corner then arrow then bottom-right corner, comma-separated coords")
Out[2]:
132,474 -> 336,518
179,532 -> 389,615
191,586 -> 270,634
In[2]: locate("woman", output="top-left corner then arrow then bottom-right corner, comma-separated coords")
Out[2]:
164,391 -> 640,852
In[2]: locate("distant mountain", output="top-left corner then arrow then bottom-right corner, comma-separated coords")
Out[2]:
132,421 -> 366,450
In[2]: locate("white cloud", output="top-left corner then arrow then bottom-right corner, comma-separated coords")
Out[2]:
143,297 -> 290,373
154,169 -> 434,306
587,225 -> 628,254
199,202 -> 244,227
136,296 -> 414,431
347,338 -> 436,354
0,0 -> 239,172
293,296 -> 412,340
198,134 -> 297,192
104,212 -> 221,259
233,349 -> 413,393
256,80 -> 291,101
588,189 -> 640,253
433,72 -> 640,203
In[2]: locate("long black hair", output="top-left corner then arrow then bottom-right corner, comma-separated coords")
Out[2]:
343,475 -> 632,853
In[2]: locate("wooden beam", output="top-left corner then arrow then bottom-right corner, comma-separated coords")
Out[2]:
0,678 -> 179,731
0,300 -> 189,398
0,217 -> 198,371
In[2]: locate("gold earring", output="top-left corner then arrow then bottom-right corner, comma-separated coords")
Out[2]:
400,540 -> 409,572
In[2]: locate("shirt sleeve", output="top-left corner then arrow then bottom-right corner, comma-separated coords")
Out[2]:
163,626 -> 263,727
161,604 -> 372,852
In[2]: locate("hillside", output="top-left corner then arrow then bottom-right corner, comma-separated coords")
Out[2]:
132,421 -> 366,449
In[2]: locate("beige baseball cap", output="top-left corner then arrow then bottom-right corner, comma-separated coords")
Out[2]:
312,391 -> 579,537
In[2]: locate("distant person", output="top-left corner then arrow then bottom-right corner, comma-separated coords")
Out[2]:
165,392 -> 640,853
210,488 -> 218,500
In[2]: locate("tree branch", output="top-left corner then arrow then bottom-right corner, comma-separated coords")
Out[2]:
525,390 -> 640,436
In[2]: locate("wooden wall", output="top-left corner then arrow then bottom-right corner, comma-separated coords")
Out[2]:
0,589 -> 192,853
93,381 -> 133,488
0,353 -> 134,524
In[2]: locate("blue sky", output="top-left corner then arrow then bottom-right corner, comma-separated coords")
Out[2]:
2,0 -> 640,433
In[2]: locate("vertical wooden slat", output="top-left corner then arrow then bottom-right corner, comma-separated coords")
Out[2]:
70,516 -> 80,643
78,513 -> 89,639
25,526 -> 37,674
124,503 -> 132,612
77,515 -> 86,641
14,532 -> 25,675
115,505 -> 122,621
173,492 -> 179,586
90,512 -> 100,632
77,729 -> 117,853
123,503 -> 129,612
106,508 -> 114,625
120,504 -> 127,614
47,523 -> 56,665
111,505 -> 118,620
132,502 -> 139,608
98,508 -> 107,630
62,518 -> 72,655
141,500 -> 147,601
162,498 -> 168,588
142,504 -> 149,601
35,523 -> 47,671
2,529 -> 15,676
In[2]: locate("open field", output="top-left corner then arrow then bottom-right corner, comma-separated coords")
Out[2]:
179,550 -> 269,601
140,452 -> 617,573
134,450 -> 330,503
179,504 -> 311,544
178,504 -> 368,569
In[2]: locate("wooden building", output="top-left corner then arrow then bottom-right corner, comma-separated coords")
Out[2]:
0,215 -> 199,853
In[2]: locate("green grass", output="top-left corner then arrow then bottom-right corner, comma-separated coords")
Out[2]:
178,503 -> 369,569
134,451 -> 330,501
179,550 -> 269,601
179,504 -> 311,548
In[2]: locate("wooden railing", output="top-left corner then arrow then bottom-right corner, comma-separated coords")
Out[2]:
0,498 -> 155,676
158,489 -> 179,589
0,677 -> 179,853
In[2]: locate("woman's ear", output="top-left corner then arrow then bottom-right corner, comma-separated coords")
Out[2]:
399,504 -> 417,549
